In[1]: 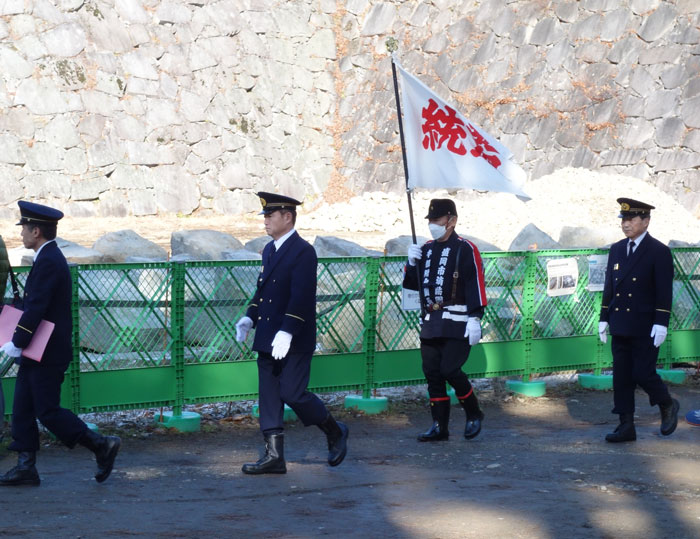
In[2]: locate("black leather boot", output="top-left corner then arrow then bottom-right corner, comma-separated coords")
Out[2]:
660,398 -> 680,436
78,428 -> 121,483
463,410 -> 485,440
0,451 -> 41,486
605,413 -> 636,443
318,414 -> 349,467
418,400 -> 450,442
459,393 -> 484,440
242,434 -> 287,474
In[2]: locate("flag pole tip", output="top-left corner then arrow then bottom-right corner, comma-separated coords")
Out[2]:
385,37 -> 398,53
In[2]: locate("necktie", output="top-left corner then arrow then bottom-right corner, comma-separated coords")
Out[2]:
627,240 -> 635,258
268,244 -> 277,263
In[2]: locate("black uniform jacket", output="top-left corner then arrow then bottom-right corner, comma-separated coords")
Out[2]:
403,232 -> 487,339
12,241 -> 73,370
600,233 -> 673,337
246,231 -> 317,355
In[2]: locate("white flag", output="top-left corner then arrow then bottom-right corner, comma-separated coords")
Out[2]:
394,56 -> 530,200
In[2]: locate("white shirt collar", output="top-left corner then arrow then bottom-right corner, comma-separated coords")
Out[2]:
274,228 -> 295,250
33,239 -> 55,261
629,231 -> 647,246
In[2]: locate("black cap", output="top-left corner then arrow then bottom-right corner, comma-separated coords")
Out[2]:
616,198 -> 654,218
425,199 -> 457,219
16,201 -> 64,226
257,191 -> 302,215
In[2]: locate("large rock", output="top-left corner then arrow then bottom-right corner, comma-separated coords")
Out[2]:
314,236 -> 383,258
558,226 -> 620,248
384,235 -> 430,256
244,235 -> 271,255
92,230 -> 168,262
56,237 -> 104,264
509,224 -> 561,251
171,229 -> 244,261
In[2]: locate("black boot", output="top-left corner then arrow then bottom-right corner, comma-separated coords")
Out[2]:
0,451 -> 40,486
660,398 -> 680,436
78,428 -> 121,483
605,413 -> 636,443
242,434 -> 286,475
318,414 -> 349,467
459,392 -> 484,440
418,400 -> 450,442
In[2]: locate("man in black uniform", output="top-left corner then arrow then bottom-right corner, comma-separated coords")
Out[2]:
235,192 -> 348,474
403,199 -> 488,441
599,198 -> 679,442
0,201 -> 120,486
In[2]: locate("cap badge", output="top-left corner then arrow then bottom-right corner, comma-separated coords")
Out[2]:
620,202 -> 630,211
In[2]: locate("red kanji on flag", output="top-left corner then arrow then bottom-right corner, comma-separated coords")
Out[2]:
421,99 -> 503,170
466,124 -> 502,169
421,99 -> 467,155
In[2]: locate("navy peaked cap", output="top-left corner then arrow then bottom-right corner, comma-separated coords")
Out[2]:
616,197 -> 654,218
425,199 -> 457,219
257,191 -> 302,215
17,201 -> 64,226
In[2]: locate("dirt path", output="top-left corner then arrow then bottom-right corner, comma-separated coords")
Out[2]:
1,383 -> 700,538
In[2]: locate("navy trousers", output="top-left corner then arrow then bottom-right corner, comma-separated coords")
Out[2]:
611,335 -> 671,414
9,362 -> 87,452
257,351 -> 328,435
420,337 -> 473,398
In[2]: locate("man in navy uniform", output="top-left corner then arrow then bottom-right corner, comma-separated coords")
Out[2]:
0,201 -> 120,486
235,192 -> 348,474
599,198 -> 679,442
403,199 -> 488,442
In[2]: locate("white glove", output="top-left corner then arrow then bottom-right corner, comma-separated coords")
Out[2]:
235,316 -> 254,342
407,244 -> 422,266
0,341 -> 22,358
650,324 -> 667,348
465,317 -> 481,346
598,321 -> 608,344
271,331 -> 292,360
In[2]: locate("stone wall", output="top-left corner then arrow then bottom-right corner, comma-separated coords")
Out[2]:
0,0 -> 699,219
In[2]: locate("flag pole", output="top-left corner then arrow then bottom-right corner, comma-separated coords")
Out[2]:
387,40 -> 426,318
387,43 -> 417,244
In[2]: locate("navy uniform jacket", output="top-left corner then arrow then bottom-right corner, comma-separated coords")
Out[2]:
403,232 -> 487,340
600,233 -> 673,337
12,241 -> 73,370
246,231 -> 317,355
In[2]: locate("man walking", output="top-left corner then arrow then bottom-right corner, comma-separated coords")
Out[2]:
0,201 -> 120,486
235,192 -> 348,474
403,198 -> 487,442
599,198 -> 679,442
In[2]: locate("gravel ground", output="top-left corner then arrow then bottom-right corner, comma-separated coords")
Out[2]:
1,375 -> 700,538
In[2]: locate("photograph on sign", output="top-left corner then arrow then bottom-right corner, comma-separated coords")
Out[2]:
546,258 -> 579,297
587,255 -> 608,292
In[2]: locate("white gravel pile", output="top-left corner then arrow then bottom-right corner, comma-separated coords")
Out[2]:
303,168 -> 700,249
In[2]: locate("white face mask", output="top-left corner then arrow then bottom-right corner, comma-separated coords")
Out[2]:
428,223 -> 447,240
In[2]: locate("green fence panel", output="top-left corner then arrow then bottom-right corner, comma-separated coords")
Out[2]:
1,248 -> 699,418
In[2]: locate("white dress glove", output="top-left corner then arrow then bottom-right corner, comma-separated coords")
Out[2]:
0,341 -> 22,358
235,316 -> 254,342
271,331 -> 292,360
464,317 -> 482,346
650,324 -> 667,348
598,321 -> 608,344
407,244 -> 422,266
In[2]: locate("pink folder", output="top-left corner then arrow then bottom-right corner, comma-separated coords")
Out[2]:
0,305 -> 55,362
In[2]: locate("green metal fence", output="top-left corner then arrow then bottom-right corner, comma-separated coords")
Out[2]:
2,249 -> 699,416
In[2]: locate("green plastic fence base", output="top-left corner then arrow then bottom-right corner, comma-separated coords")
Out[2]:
425,389 -> 459,405
578,374 -> 613,390
657,369 -> 686,385
506,380 -> 546,397
252,404 -> 298,422
344,395 -> 388,414
153,411 -> 201,432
